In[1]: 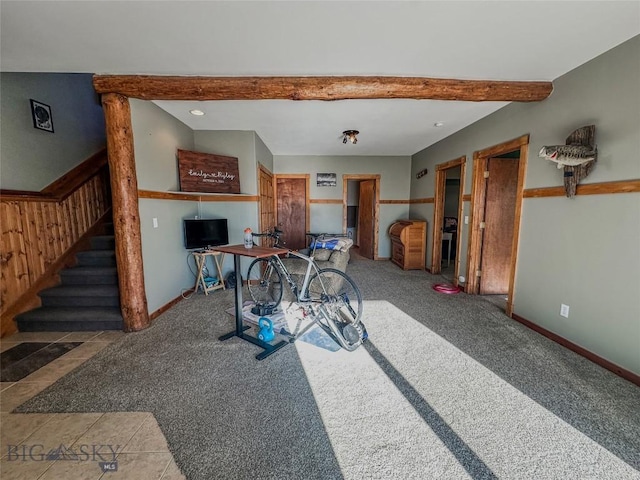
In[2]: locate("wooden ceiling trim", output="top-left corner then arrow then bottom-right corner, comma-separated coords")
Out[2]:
93,75 -> 553,102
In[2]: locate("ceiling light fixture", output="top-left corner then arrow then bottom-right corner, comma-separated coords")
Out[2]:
189,109 -> 205,116
434,122 -> 444,127
342,130 -> 359,144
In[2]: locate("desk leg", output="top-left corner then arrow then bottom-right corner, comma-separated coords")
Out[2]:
219,254 -> 248,340
218,253 -> 289,360
233,253 -> 243,334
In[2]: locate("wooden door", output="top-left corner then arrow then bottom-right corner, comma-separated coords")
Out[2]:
276,177 -> 307,250
479,158 -> 519,294
258,165 -> 275,246
358,180 -> 375,259
431,169 -> 447,274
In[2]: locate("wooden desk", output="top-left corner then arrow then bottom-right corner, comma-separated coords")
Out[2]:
212,244 -> 290,360
389,220 -> 426,270
192,251 -> 225,295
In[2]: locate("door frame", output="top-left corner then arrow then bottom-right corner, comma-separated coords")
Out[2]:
257,163 -> 275,236
466,134 -> 529,317
431,156 -> 466,280
342,174 -> 380,260
273,173 -> 310,238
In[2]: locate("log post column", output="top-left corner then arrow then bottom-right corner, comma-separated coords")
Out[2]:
102,93 -> 149,331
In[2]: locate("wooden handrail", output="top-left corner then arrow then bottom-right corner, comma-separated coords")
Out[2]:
0,148 -> 108,202
1,147 -> 111,337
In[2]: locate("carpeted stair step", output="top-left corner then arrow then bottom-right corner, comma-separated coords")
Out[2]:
76,250 -> 116,267
16,306 -> 123,331
39,285 -> 120,307
60,266 -> 118,285
90,235 -> 115,250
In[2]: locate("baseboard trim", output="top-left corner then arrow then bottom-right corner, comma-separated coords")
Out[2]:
149,292 -> 191,321
511,313 -> 640,387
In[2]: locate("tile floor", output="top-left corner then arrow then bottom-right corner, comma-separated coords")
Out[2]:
0,331 -> 185,480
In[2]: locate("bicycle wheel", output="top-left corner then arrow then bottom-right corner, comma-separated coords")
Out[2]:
247,258 -> 283,307
306,268 -> 363,325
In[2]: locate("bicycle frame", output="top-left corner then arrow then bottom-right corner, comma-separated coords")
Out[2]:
265,252 -> 365,351
251,229 -> 321,302
269,250 -> 319,303
250,228 -> 367,351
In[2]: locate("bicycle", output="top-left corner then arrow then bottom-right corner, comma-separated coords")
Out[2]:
246,227 -> 368,351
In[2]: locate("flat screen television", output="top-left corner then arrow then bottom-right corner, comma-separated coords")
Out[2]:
183,218 -> 229,250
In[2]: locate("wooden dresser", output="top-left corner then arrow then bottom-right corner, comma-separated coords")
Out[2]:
389,219 -> 427,270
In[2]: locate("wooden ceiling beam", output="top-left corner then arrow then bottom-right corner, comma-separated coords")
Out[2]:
93,75 -> 552,102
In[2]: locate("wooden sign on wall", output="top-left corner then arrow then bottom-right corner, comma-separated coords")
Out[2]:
177,149 -> 240,194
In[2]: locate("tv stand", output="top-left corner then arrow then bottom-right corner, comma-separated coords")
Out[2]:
193,251 -> 226,295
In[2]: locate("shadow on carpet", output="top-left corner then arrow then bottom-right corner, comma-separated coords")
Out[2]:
17,291 -> 344,480
16,264 -> 640,479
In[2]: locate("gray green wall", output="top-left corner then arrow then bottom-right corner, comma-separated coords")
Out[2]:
131,100 -> 198,314
8,46 -> 634,376
255,133 -> 274,173
131,104 -> 268,312
0,73 -> 106,190
410,36 -> 640,374
194,131 -> 259,195
193,130 -> 263,275
274,155 -> 412,257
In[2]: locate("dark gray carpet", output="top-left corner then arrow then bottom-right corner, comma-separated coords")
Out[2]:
16,255 -> 640,479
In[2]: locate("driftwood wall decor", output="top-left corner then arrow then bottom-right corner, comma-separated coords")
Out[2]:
538,125 -> 597,198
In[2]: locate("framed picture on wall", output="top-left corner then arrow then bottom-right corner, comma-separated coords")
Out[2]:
317,173 -> 337,187
30,99 -> 54,133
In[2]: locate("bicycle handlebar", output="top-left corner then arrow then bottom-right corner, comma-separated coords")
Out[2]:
252,227 -> 285,247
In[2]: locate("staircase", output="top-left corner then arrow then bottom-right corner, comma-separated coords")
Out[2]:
16,226 -> 124,332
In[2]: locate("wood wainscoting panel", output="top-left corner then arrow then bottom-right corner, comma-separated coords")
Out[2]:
1,173 -> 111,336
138,190 -> 258,202
0,151 -> 111,336
524,179 -> 640,198
310,199 -> 342,204
409,197 -> 435,204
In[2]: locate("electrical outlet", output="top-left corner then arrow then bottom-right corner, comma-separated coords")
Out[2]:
152,218 -> 158,229
560,304 -> 570,318
464,216 -> 469,225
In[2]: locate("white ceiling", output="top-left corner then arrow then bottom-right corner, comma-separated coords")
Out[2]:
2,1 -> 639,156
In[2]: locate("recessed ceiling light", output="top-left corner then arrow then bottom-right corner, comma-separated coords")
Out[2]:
189,109 -> 205,116
434,122 -> 444,128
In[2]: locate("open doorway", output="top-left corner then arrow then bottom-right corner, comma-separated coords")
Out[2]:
467,135 -> 529,317
343,175 -> 380,260
431,157 -> 466,284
